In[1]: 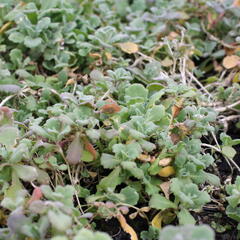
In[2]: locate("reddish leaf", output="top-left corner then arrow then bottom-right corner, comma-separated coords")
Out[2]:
100,102 -> 121,114
82,137 -> 97,160
28,187 -> 43,205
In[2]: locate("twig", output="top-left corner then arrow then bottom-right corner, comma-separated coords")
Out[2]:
180,57 -> 187,85
201,143 -> 240,173
215,99 -> 240,112
219,114 -> 240,122
0,95 -> 16,107
187,70 -> 213,99
201,21 -> 237,49
58,147 -> 84,214
218,115 -> 240,132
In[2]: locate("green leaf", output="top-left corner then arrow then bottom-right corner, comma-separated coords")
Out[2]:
51,237 -> 68,240
125,84 -> 148,102
24,37 -> 42,48
120,186 -> 139,205
226,205 -> 240,222
36,17 -> 51,32
115,0 -> 128,16
0,126 -> 19,147
170,178 -> 210,209
82,150 -> 94,162
8,32 -> 25,43
149,194 -> 177,210
10,48 -> 22,66
159,225 -> 214,240
101,153 -> 120,169
13,165 -> 38,182
48,210 -> 72,232
222,146 -> 236,159
177,208 -> 196,225
202,172 -> 220,186
1,173 -> 26,210
146,105 -> 165,122
74,228 -> 112,240
121,161 -> 144,179
41,185 -> 75,207
98,167 -> 121,191
139,139 -> 156,152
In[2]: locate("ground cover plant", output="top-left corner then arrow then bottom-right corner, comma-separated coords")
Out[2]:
0,0 -> 240,239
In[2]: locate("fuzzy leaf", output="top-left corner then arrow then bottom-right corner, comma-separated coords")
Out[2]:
149,194 -> 177,210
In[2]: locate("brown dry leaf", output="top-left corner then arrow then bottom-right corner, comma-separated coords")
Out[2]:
213,60 -> 223,72
222,55 -> 240,69
176,123 -> 191,135
158,157 -> 172,167
118,42 -> 139,54
129,211 -> 138,220
161,57 -> 173,67
160,181 -> 171,199
88,171 -> 97,178
100,102 -> 121,114
117,214 -> 138,240
89,52 -> 102,59
233,0 -> 240,7
158,166 -> 175,178
168,31 -> 179,40
171,99 -> 184,119
170,133 -> 181,144
65,78 -> 75,87
140,207 -> 151,212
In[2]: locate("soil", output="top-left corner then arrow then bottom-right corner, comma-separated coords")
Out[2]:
96,121 -> 240,240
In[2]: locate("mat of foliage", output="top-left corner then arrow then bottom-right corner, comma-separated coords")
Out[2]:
0,1 -> 240,240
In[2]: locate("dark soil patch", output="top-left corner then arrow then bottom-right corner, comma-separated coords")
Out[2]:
95,212 -> 149,240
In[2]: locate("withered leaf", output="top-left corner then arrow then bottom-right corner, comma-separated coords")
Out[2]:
117,214 -> 138,240
222,55 -> 240,69
118,42 -> 139,54
66,133 -> 83,165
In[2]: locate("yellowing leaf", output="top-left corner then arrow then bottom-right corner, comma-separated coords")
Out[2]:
222,55 -> 240,69
151,211 -> 162,229
89,52 -> 102,59
158,166 -> 175,177
105,52 -> 112,61
152,209 -> 176,229
0,21 -> 13,34
233,72 -> 240,83
186,59 -> 195,70
65,78 -> 75,87
118,42 -> 139,54
138,154 -> 151,162
117,214 -> 138,240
